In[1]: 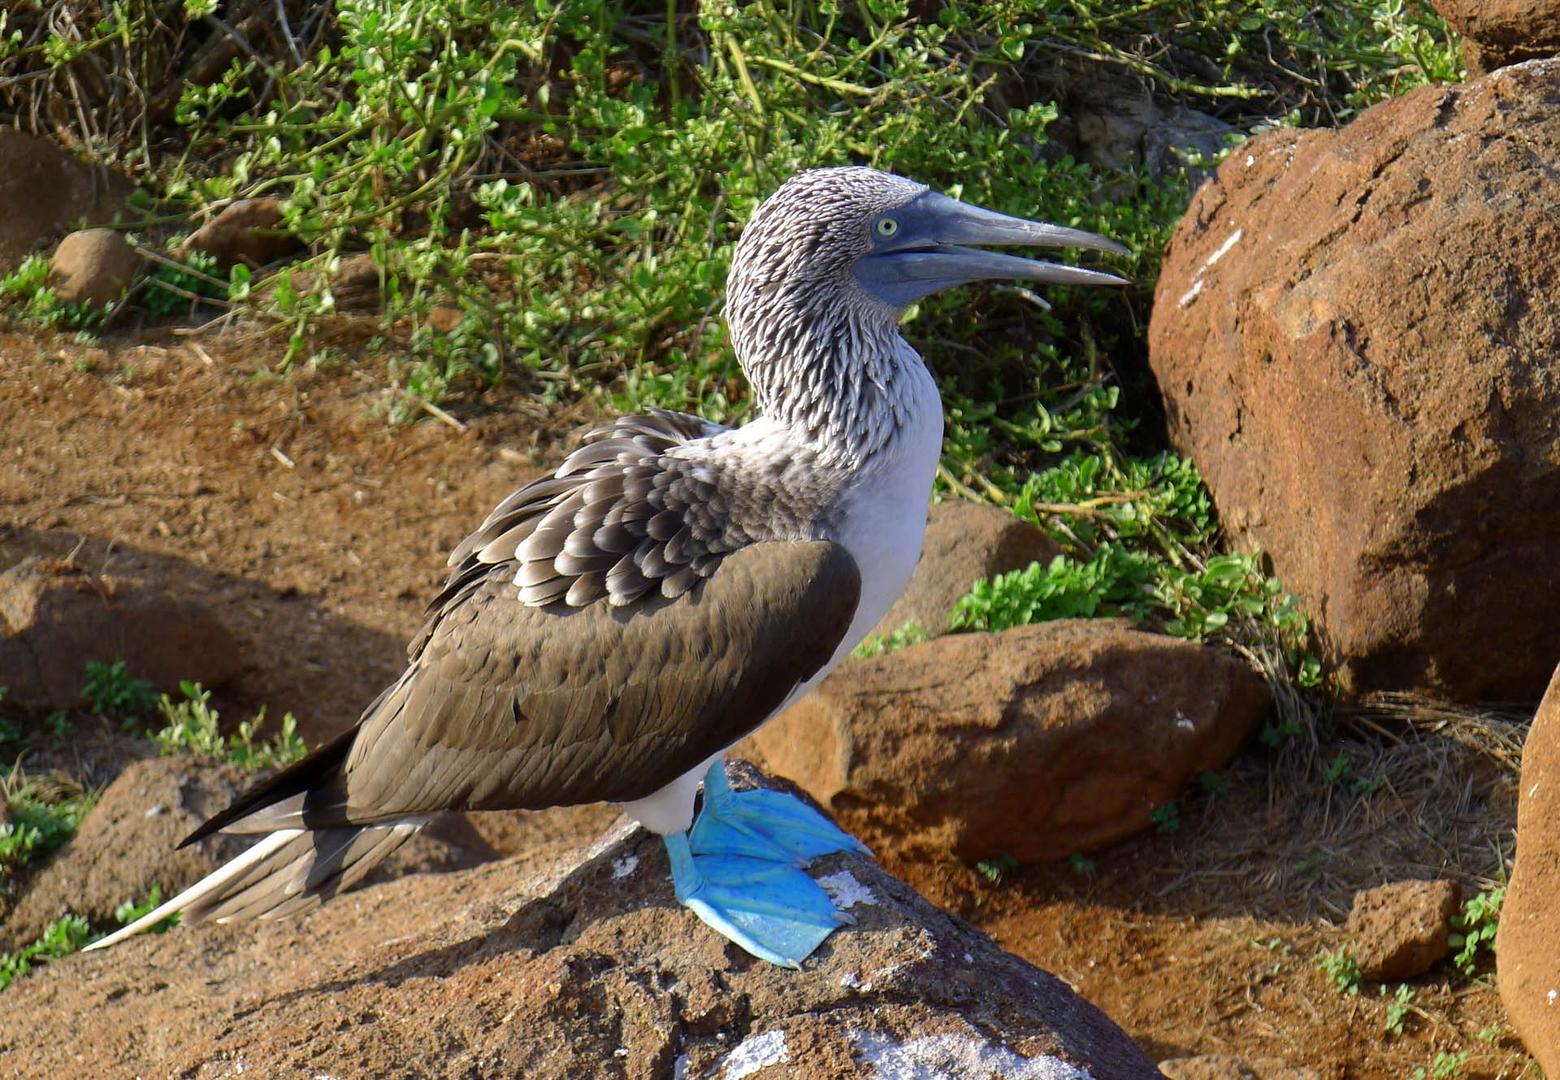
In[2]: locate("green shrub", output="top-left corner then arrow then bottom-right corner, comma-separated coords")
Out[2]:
150,681 -> 307,771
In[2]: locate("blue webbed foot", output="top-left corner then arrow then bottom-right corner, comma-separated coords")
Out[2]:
688,760 -> 870,863
665,761 -> 868,968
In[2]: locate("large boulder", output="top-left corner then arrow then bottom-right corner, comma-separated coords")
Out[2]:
751,620 -> 1269,861
872,499 -> 1061,640
0,765 -> 1162,1079
1433,1 -> 1560,75
0,557 -> 243,711
0,131 -> 130,274
1498,665 -> 1560,1073
1148,61 -> 1560,702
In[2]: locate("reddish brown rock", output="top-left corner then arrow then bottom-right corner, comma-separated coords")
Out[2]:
1148,61 -> 1560,702
1434,1 -> 1560,74
1345,878 -> 1461,981
49,228 -> 140,307
752,619 -> 1269,860
178,197 -> 302,269
0,765 -> 1160,1079
0,131 -> 130,274
0,557 -> 242,710
872,499 -> 1062,640
2,757 -> 497,952
1498,665 -> 1560,1074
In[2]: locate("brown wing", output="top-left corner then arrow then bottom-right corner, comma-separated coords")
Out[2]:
327,539 -> 859,821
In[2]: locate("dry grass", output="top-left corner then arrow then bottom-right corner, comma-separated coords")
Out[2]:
1149,693 -> 1527,924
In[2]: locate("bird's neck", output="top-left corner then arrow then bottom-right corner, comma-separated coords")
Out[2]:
728,284 -> 930,467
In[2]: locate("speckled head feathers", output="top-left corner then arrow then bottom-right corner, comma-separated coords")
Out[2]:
729,167 -> 928,289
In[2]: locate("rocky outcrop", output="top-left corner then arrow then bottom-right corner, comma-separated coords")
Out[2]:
1433,1 -> 1560,74
752,620 -> 1269,861
0,764 -> 1161,1079
1498,665 -> 1560,1074
1148,60 -> 1560,702
0,557 -> 243,711
49,228 -> 140,307
0,131 -> 130,274
1,757 -> 495,951
177,197 -> 302,269
872,500 -> 1061,640
1344,879 -> 1461,981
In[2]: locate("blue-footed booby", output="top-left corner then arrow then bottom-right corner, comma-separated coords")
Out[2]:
88,167 -> 1126,967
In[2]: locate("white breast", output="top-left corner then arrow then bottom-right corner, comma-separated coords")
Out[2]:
813,357 -> 944,678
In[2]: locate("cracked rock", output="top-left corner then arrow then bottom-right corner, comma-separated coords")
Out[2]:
0,763 -> 1160,1079
1149,59 -> 1560,702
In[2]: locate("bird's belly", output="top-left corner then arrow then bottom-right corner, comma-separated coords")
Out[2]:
796,426 -> 943,695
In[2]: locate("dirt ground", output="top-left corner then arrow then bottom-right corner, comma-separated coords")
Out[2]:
0,325 -> 1536,1078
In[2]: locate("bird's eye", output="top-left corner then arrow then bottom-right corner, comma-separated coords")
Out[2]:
875,218 -> 899,238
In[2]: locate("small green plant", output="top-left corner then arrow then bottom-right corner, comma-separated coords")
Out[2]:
1067,852 -> 1097,876
1295,852 -> 1326,880
150,682 -> 307,771
1323,752 -> 1352,786
1316,947 -> 1363,995
1449,886 -> 1503,976
112,884 -> 179,935
141,250 -> 229,315
43,711 -> 71,741
0,886 -> 179,992
1258,714 -> 1304,749
81,660 -> 157,723
1411,1049 -> 1470,1079
1382,984 -> 1415,1036
975,854 -> 1018,884
0,914 -> 90,991
1148,801 -> 1181,835
0,780 -> 95,879
1195,770 -> 1230,798
0,254 -> 110,331
853,620 -> 931,658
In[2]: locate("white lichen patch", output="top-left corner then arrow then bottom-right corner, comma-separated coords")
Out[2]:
1202,228 -> 1244,271
720,1029 -> 789,1079
818,870 -> 877,910
1548,988 -> 1557,1007
612,854 -> 639,879
851,1031 -> 1094,1080
1178,227 -> 1244,308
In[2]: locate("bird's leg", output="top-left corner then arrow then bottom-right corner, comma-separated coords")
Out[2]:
661,760 -> 868,968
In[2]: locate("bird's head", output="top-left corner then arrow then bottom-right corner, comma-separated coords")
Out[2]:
726,167 -> 1127,448
729,166 -> 1126,322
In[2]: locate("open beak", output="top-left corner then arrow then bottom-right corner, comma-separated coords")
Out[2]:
854,190 -> 1129,308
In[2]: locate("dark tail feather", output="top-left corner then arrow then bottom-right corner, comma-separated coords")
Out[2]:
85,818 -> 426,951
179,724 -> 360,848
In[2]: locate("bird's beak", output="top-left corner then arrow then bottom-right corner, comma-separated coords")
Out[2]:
854,190 -> 1129,308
